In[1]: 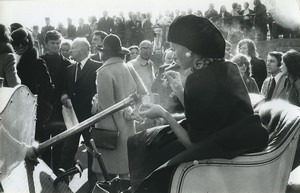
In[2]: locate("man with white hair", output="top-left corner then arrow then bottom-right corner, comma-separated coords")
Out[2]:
59,37 -> 101,190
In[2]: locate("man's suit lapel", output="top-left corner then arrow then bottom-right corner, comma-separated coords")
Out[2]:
273,75 -> 287,98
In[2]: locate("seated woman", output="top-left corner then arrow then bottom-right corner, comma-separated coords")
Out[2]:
127,15 -> 269,193
231,54 -> 259,93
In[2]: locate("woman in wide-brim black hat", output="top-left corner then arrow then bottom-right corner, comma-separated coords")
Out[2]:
127,15 -> 269,193
91,34 -> 146,180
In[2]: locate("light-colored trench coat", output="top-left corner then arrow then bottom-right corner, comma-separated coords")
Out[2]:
92,57 -> 138,175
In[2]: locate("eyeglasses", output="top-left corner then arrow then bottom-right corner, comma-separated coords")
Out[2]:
237,63 -> 246,67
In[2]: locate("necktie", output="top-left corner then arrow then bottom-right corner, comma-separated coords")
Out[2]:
266,78 -> 276,101
75,62 -> 82,81
77,62 -> 82,73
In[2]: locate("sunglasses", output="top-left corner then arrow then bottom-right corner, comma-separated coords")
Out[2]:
12,39 -> 29,47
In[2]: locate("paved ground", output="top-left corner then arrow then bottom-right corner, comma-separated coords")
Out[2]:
288,167 -> 300,193
68,144 -> 91,193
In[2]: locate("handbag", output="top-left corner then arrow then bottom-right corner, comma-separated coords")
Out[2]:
91,127 -> 119,150
92,111 -> 120,150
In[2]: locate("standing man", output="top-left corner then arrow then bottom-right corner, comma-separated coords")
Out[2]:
128,40 -> 155,93
60,37 -> 101,191
90,30 -> 107,61
76,18 -> 91,39
40,30 -> 72,173
261,51 -> 286,100
67,18 -> 77,40
143,12 -> 154,42
204,3 -> 219,23
97,10 -> 114,34
253,0 -> 268,41
41,17 -> 55,54
41,17 -> 55,38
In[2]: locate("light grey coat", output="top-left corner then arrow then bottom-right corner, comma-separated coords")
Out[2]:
261,73 -> 286,99
92,57 -> 138,174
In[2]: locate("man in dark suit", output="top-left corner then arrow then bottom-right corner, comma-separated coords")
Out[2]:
90,30 -> 107,61
76,18 -> 91,39
59,37 -> 102,190
67,17 -> 77,40
97,10 -> 114,34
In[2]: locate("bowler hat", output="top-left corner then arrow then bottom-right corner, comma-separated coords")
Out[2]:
98,34 -> 130,55
168,15 -> 225,58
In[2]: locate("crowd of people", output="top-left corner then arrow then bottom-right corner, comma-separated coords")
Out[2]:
1,1 -> 300,192
6,0 -> 300,60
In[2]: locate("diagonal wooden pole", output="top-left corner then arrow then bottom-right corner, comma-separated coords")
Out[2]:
26,93 -> 140,159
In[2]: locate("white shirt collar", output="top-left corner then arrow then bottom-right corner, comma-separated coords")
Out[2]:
79,56 -> 89,68
272,72 -> 283,83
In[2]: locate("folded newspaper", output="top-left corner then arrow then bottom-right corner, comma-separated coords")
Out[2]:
62,99 -> 79,129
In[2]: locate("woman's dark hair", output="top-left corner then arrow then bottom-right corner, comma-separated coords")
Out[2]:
0,24 -> 11,43
10,23 -> 23,33
11,28 -> 34,50
93,30 -> 108,40
231,54 -> 251,77
283,49 -> 300,79
44,30 -> 62,43
268,51 -> 283,67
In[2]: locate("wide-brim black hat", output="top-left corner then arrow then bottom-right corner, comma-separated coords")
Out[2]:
168,15 -> 225,59
97,34 -> 130,55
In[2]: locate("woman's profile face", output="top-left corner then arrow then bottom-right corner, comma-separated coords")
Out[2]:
170,42 -> 192,70
239,43 -> 249,56
280,60 -> 288,75
130,48 -> 139,60
164,50 -> 174,64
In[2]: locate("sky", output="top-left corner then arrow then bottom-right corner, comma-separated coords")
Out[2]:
0,0 -> 299,30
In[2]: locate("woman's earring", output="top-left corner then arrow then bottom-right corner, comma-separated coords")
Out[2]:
185,52 -> 191,57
